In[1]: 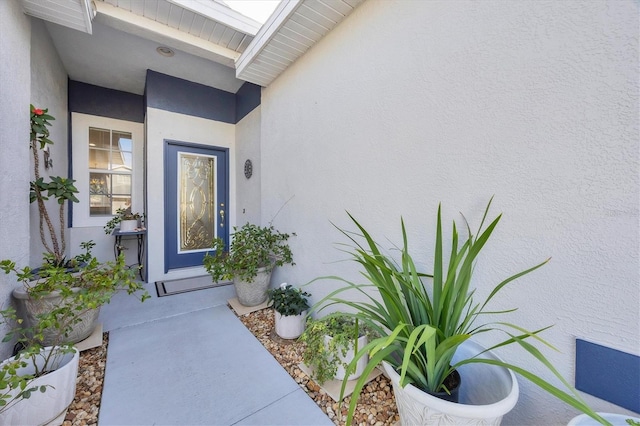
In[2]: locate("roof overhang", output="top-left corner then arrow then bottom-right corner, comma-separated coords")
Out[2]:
22,0 -> 95,34
236,0 -> 365,87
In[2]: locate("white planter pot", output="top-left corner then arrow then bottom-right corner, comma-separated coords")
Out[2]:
568,413 -> 640,425
119,219 -> 138,232
0,346 -> 79,426
233,266 -> 272,307
383,339 -> 519,426
326,334 -> 369,381
275,311 -> 306,339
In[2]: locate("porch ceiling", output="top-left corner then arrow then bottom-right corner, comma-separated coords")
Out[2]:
21,0 -> 366,94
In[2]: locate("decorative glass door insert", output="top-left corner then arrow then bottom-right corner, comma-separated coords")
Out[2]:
178,152 -> 217,253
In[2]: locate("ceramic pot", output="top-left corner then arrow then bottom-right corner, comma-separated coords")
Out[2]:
119,219 -> 138,232
275,311 -> 306,339
327,334 -> 369,381
383,339 -> 519,426
233,266 -> 272,306
12,287 -> 100,345
0,346 -> 79,426
568,413 -> 640,425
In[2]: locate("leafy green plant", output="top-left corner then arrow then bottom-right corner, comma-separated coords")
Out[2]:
0,243 -> 149,412
203,223 -> 294,283
299,314 -> 371,385
267,283 -> 310,316
313,199 -> 609,425
103,208 -> 142,234
30,105 -> 79,267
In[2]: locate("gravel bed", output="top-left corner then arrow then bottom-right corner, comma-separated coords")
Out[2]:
238,308 -> 399,426
63,307 -> 399,426
63,333 -> 108,426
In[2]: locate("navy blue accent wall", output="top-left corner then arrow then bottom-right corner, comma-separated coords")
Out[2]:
146,70 -> 236,124
575,339 -> 640,413
235,82 -> 261,122
68,80 -> 144,123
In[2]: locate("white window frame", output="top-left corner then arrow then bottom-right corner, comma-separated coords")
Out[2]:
72,113 -> 144,228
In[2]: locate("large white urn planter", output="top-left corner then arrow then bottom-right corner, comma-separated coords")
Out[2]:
568,413 -> 640,425
329,334 -> 369,381
12,287 -> 100,345
383,339 -> 519,426
0,346 -> 79,426
234,266 -> 272,307
274,311 -> 307,339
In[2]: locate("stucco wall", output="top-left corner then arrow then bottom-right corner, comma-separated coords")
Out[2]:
260,0 -> 639,423
29,19 -> 69,266
146,107 -> 236,283
235,106 -> 261,226
0,0 -> 31,360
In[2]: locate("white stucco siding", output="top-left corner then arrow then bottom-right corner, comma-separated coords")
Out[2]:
0,0 -> 31,360
29,19 -> 69,266
260,0 -> 639,424
235,106 -> 262,226
146,107 -> 236,284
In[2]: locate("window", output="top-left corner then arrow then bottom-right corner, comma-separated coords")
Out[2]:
89,128 -> 133,216
72,114 -> 143,228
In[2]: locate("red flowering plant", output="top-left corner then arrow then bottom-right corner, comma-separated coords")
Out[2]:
29,105 -> 79,267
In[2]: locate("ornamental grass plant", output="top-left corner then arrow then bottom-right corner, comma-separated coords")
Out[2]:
313,198 -> 608,425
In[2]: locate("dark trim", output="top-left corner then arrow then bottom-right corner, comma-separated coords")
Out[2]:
146,70 -> 236,124
67,79 -> 74,227
575,339 -> 640,412
69,80 -> 144,123
235,82 -> 261,122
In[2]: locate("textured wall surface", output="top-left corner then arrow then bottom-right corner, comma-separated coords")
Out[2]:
0,0 -> 31,359
145,108 -> 236,283
29,18 -> 69,266
235,106 -> 262,226
260,0 -> 639,423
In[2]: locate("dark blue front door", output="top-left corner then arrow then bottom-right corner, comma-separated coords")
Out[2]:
164,140 -> 228,271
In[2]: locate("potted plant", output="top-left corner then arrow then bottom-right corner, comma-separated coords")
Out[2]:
3,241 -> 149,345
0,247 -> 147,424
267,283 -> 310,339
0,302 -> 79,425
103,208 -> 143,234
313,199 -> 609,426
29,106 -> 79,267
300,314 -> 371,385
204,223 -> 295,307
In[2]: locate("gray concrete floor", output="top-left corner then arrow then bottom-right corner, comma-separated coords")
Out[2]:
97,283 -> 332,425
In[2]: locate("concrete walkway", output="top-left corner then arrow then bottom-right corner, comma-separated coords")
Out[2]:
97,283 -> 332,425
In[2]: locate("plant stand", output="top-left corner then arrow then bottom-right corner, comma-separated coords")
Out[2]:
383,339 -> 519,426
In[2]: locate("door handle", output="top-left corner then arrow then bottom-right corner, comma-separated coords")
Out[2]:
219,209 -> 225,228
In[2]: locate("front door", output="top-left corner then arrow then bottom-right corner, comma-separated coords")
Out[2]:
164,140 -> 228,271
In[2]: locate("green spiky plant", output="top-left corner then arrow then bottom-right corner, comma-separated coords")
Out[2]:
312,199 -> 609,426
